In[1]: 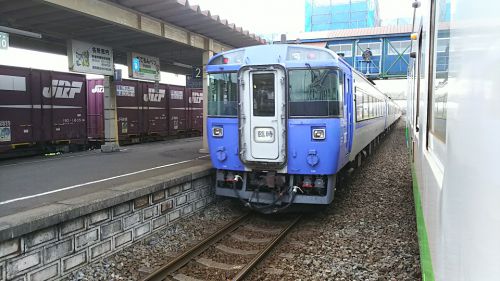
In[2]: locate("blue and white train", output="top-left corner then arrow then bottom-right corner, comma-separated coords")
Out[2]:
206,44 -> 400,211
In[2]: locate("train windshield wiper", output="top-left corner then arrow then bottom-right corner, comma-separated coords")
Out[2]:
305,63 -> 317,82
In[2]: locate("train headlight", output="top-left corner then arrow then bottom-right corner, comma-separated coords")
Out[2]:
312,128 -> 326,140
212,127 -> 223,137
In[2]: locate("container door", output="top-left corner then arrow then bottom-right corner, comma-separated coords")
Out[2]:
239,65 -> 286,165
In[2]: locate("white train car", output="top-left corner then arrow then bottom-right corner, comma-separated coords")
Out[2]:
407,0 -> 500,280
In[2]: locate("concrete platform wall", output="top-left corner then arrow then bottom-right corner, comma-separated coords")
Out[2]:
0,172 -> 214,280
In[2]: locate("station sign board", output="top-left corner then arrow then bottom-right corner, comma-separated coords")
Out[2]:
128,52 -> 160,81
67,40 -> 114,76
186,66 -> 202,89
0,32 -> 9,50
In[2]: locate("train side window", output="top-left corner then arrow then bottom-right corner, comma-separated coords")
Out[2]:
369,96 -> 374,118
427,0 -> 450,144
362,94 -> 369,119
356,92 -> 363,121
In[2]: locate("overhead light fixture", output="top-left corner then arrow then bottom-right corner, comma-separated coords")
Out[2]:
172,62 -> 192,69
0,26 -> 42,39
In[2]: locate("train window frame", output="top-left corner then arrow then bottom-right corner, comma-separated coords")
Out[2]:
427,0 -> 449,147
207,72 -> 238,117
415,28 -> 423,133
355,91 -> 363,122
287,67 -> 344,118
252,72 -> 276,117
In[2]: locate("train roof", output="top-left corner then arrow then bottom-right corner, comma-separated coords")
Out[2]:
207,44 -> 342,72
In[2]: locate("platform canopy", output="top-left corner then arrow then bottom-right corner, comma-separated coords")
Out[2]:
0,0 -> 266,74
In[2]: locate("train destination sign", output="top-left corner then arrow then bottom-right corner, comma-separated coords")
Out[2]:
129,52 -> 160,81
0,32 -> 9,50
68,40 -> 114,76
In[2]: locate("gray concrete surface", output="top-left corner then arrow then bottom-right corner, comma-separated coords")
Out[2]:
0,138 -> 207,217
0,162 -> 215,280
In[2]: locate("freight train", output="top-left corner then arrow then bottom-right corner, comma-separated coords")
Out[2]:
0,65 -> 202,157
406,0 -> 500,280
206,44 -> 400,212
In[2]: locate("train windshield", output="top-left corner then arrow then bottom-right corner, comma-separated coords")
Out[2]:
288,68 -> 342,117
208,72 -> 237,116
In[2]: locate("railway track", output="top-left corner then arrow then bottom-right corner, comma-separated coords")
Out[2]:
142,213 -> 302,281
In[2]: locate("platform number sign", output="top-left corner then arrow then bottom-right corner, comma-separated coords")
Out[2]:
0,32 -> 8,50
186,66 -> 203,89
193,66 -> 202,79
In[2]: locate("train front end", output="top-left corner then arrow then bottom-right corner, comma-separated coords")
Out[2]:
207,45 -> 350,212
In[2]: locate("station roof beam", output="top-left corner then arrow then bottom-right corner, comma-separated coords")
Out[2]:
0,0 -> 265,74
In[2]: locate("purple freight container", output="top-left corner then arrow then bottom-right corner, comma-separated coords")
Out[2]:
115,80 -> 142,143
141,82 -> 168,139
187,88 -> 203,135
167,85 -> 188,136
86,79 -> 104,141
0,65 -> 87,154
0,66 -> 34,153
87,79 -> 143,144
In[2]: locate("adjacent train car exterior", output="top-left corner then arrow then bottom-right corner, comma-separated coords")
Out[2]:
407,0 -> 500,280
0,66 -> 87,155
206,44 -> 399,211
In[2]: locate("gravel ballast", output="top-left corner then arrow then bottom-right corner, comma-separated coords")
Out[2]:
67,120 -> 419,280
247,120 -> 420,281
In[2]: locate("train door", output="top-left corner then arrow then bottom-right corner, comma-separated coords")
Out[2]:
238,65 -> 286,166
345,74 -> 353,154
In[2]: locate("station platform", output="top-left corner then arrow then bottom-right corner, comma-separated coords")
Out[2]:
0,138 -> 213,240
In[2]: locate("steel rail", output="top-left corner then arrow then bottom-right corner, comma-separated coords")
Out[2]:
142,213 -> 250,281
231,215 -> 302,281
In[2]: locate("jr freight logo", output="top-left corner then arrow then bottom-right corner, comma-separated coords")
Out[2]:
42,80 -> 83,99
144,88 -> 166,102
91,85 -> 104,94
189,92 -> 203,104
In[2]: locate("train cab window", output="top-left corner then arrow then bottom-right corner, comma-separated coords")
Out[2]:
288,68 -> 342,117
252,73 -> 275,117
208,73 -> 237,116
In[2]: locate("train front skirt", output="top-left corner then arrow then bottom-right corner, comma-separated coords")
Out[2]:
215,171 -> 337,208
